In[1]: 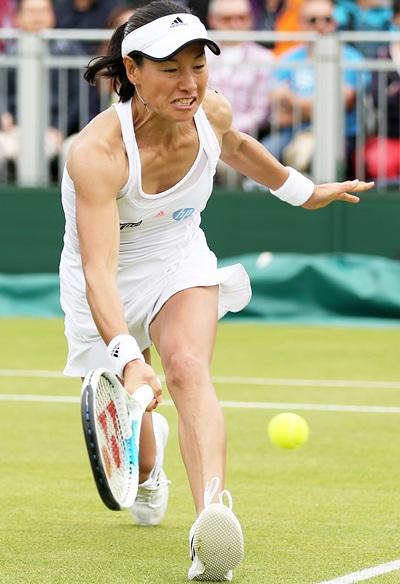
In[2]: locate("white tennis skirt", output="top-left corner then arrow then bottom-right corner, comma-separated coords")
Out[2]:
60,229 -> 251,377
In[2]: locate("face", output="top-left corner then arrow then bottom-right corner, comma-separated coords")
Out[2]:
73,0 -> 95,10
16,0 -> 55,32
300,0 -> 336,34
209,0 -> 253,31
124,42 -> 208,121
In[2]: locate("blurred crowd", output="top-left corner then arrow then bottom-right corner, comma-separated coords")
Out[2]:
0,0 -> 399,183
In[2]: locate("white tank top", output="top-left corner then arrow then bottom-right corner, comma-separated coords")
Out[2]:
61,99 -> 221,269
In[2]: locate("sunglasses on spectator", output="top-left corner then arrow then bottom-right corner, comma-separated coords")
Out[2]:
306,15 -> 334,24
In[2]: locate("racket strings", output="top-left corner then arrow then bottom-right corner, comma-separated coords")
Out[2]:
95,376 -> 131,503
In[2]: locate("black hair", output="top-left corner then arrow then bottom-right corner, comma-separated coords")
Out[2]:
393,0 -> 400,17
84,1 -> 192,102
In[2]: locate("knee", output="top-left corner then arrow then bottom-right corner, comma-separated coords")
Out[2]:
163,351 -> 210,393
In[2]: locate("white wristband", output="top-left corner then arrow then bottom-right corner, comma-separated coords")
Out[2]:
269,167 -> 315,206
107,334 -> 144,378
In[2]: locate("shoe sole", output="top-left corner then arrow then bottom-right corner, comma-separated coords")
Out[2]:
192,503 -> 244,581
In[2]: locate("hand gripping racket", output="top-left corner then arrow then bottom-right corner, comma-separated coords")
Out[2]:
81,368 -> 154,510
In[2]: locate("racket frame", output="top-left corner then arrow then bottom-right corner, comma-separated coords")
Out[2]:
81,371 -> 122,510
81,368 -> 153,511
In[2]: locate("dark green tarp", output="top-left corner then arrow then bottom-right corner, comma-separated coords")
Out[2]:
220,252 -> 400,326
1,253 -> 400,326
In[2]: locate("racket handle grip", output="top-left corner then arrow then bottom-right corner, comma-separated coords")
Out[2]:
130,384 -> 155,411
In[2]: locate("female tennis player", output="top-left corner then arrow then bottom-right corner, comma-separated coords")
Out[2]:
59,1 -> 374,580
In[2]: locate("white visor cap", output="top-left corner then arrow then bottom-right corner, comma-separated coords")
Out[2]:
121,13 -> 220,60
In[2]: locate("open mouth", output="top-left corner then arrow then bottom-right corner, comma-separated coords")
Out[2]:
172,97 -> 196,106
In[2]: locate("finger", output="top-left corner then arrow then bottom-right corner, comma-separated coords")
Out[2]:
339,179 -> 360,192
339,192 -> 360,203
352,180 -> 375,193
346,179 -> 375,193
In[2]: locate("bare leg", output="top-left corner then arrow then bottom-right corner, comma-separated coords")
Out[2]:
138,347 -> 156,484
150,286 -> 225,514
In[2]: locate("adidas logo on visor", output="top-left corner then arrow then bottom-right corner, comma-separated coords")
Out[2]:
170,16 -> 187,27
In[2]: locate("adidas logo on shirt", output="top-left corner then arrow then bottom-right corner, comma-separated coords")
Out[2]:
170,16 -> 187,27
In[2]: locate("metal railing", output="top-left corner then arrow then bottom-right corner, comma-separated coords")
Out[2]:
0,29 -> 399,186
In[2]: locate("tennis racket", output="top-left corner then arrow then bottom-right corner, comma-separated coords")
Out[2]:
81,367 -> 154,511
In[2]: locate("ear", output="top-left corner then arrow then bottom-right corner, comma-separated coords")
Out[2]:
123,56 -> 141,85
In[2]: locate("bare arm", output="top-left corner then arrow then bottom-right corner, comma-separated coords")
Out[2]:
203,90 -> 289,188
69,135 -> 127,343
343,85 -> 356,111
203,90 -> 374,209
222,129 -> 290,190
68,126 -> 161,402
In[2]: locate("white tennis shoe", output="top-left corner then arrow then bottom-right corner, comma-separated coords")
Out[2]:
129,411 -> 170,526
188,478 -> 244,581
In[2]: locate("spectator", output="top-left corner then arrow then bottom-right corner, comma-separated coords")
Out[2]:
98,6 -> 138,104
207,0 -> 274,137
252,1 -> 306,55
273,0 -> 306,55
0,0 -> 16,52
334,0 -> 392,58
207,0 -> 275,185
54,0 -> 123,136
0,0 -> 16,30
56,0 -> 121,38
254,0 -> 286,32
362,0 -> 400,181
60,4 -> 139,171
107,6 -> 138,29
260,0 -> 364,176
0,0 -> 15,24
188,0 -> 211,25
0,0 -> 63,178
250,0 -> 306,55
100,5 -> 139,56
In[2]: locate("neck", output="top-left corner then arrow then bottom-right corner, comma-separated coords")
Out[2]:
135,87 -> 149,112
131,93 -> 152,129
131,96 -> 194,144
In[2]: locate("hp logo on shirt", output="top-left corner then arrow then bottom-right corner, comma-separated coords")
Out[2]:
173,208 -> 195,221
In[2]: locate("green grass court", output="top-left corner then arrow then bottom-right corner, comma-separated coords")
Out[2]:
2,318 -> 400,583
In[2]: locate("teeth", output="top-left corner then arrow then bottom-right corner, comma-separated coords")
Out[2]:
174,98 -> 193,105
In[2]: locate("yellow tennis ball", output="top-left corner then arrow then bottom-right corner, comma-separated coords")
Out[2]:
268,413 -> 309,450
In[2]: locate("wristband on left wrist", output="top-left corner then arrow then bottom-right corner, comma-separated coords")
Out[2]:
269,166 -> 315,206
107,334 -> 144,378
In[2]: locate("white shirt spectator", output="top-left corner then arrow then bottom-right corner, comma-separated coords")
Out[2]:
207,41 -> 274,136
